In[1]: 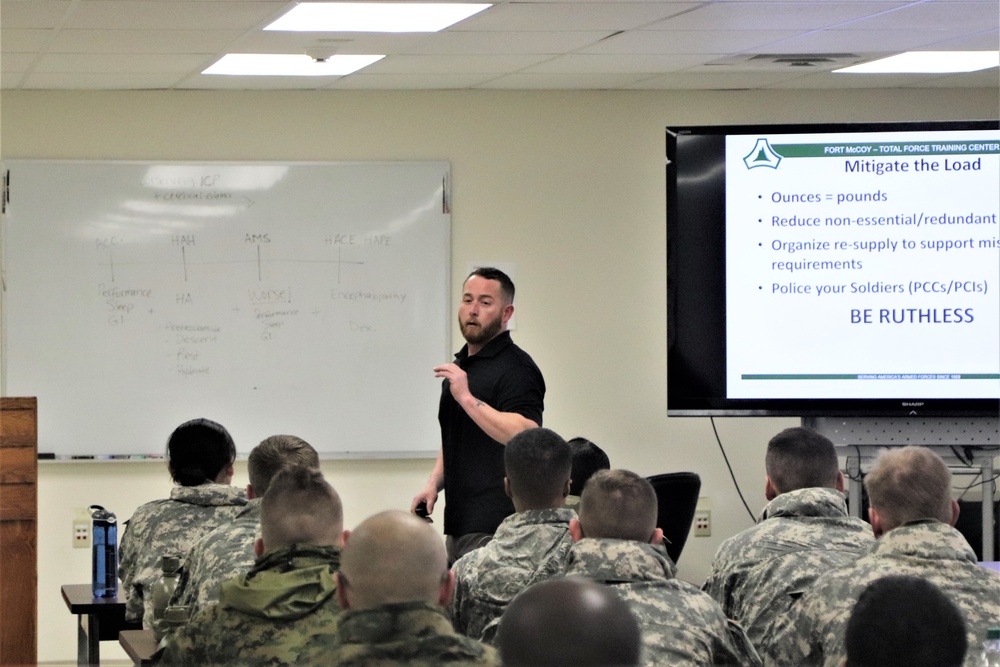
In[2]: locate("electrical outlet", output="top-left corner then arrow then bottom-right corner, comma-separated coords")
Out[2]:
694,508 -> 711,537
73,509 -> 91,549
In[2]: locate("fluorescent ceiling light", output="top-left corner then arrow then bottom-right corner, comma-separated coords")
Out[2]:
835,51 -> 999,74
204,54 -> 384,76
265,2 -> 491,33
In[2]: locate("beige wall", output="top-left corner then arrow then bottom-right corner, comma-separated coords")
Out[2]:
2,87 -> 997,663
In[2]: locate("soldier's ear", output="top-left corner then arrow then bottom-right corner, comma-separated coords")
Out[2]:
569,518 -> 584,542
438,570 -> 456,607
649,527 -> 664,546
336,572 -> 351,610
503,477 -> 512,499
254,537 -> 265,557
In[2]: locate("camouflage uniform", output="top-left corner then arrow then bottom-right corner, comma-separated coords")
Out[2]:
157,543 -> 342,667
702,487 -> 874,653
765,520 -> 1000,667
299,600 -> 499,667
565,538 -> 761,667
169,498 -> 261,616
118,483 -> 247,626
451,507 -> 575,641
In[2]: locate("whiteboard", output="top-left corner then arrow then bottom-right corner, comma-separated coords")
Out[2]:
1,160 -> 450,459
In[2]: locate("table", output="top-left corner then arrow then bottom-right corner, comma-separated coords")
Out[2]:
119,629 -> 158,666
61,584 -> 141,666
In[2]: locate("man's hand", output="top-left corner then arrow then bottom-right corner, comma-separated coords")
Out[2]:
434,363 -> 471,402
411,486 -> 439,518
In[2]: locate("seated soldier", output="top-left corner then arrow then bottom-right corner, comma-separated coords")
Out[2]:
451,427 -> 575,641
299,510 -> 498,666
496,576 -> 642,667
565,437 -> 610,511
767,446 -> 1000,666
170,434 -> 320,615
118,418 -> 247,627
703,427 -> 873,653
841,574 -> 967,667
566,469 -> 760,667
157,466 -> 344,666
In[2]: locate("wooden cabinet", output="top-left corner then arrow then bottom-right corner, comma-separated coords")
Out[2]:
0,397 -> 37,665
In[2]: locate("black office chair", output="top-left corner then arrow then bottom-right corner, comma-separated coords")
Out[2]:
646,472 -> 701,565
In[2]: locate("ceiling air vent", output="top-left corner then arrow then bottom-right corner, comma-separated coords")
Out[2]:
706,53 -> 867,70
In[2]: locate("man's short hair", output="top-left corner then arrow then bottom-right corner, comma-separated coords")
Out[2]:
166,418 -> 236,486
497,577 -> 641,667
505,428 -> 572,507
568,437 -> 610,497
338,510 -> 449,610
260,466 -> 343,549
845,574 -> 967,667
765,427 -> 840,494
578,469 -> 657,542
864,446 -> 952,531
247,435 -> 320,497
466,266 -> 515,304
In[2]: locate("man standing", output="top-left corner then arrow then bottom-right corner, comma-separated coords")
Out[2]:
766,446 -> 1000,667
412,267 -> 545,563
702,427 -> 873,654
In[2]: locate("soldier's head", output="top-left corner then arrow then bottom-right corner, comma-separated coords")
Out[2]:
568,437 -> 610,497
764,427 -> 842,499
336,510 -> 452,612
570,469 -> 662,545
497,577 -> 642,667
842,575 -> 967,667
257,466 -> 344,555
504,428 -> 572,511
247,434 -> 320,499
166,418 -> 237,486
863,446 -> 958,536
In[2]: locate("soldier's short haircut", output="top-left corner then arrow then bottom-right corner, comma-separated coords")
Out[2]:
504,428 -> 572,507
845,575 -> 967,667
864,446 -> 952,531
568,437 -> 610,497
578,469 -> 658,542
166,418 -> 237,486
465,266 -> 515,304
764,427 -> 840,494
247,435 -> 320,497
260,466 -> 343,549
338,510 -> 448,609
497,577 -> 642,667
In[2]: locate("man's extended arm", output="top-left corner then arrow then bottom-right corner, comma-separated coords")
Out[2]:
411,447 -> 445,517
434,362 -> 538,444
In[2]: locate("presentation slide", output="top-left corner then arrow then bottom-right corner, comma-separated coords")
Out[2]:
725,129 -> 1000,399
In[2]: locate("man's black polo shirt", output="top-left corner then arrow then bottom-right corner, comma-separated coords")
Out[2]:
439,330 -> 545,537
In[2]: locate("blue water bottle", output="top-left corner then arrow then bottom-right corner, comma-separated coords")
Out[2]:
90,505 -> 118,598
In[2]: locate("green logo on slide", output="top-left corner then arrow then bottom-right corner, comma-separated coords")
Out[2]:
743,139 -> 782,170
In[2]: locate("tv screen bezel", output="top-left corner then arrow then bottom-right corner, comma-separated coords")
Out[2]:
666,119 -> 1000,418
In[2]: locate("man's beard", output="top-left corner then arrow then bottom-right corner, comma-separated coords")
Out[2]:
461,313 -> 502,345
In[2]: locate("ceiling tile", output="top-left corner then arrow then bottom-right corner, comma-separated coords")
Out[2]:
845,1 -> 999,30
1,29 -> 55,52
917,29 -> 1000,50
626,69 -> 814,88
331,72 -> 501,88
34,53 -> 213,73
228,31 -> 427,56
0,1 -> 73,29
479,71 -> 653,88
67,1 -> 288,31
767,71 -> 955,87
453,2 -> 703,32
581,29 -> 801,54
524,53 -> 711,73
21,71 -> 186,89
48,29 -> 244,54
367,54 -> 550,74
650,2 -> 909,31
401,30 -> 615,55
760,28 -> 970,52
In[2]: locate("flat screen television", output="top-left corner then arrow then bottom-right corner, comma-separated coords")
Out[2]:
667,120 -> 1000,417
